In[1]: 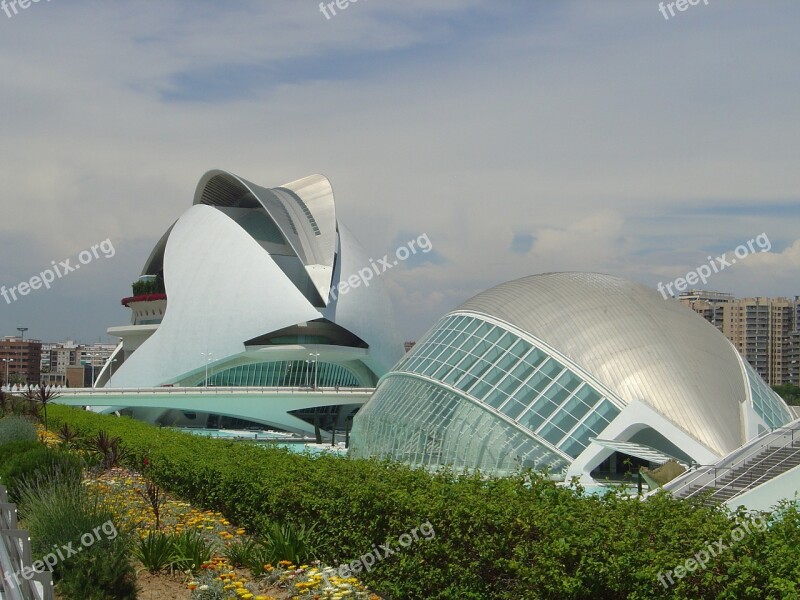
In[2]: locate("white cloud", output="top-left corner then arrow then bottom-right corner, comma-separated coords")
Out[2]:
0,1 -> 799,341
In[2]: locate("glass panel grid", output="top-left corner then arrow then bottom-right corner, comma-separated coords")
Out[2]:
350,374 -> 569,475
205,361 -> 361,388
388,314 -> 623,461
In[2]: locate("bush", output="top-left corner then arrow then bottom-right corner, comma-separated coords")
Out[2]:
172,530 -> 217,573
0,439 -> 41,464
17,473 -> 137,600
45,404 -> 800,599
222,536 -> 261,568
0,445 -> 83,502
0,395 -> 38,419
133,531 -> 181,574
257,520 -> 315,565
0,415 -> 38,446
221,536 -> 274,575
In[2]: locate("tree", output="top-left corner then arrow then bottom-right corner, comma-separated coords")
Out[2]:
772,383 -> 800,406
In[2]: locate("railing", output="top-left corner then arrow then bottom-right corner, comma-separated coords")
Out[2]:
663,419 -> 800,501
8,386 -> 376,396
683,436 -> 800,502
0,486 -> 53,600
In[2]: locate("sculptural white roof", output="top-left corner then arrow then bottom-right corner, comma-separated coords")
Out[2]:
106,170 -> 403,393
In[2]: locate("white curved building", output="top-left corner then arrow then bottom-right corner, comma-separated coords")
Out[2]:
95,170 -> 404,433
349,272 -> 794,481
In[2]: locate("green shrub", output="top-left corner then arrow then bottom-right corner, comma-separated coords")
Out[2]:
0,445 -> 83,502
243,541 -> 274,576
133,530 -> 181,574
218,536 -> 274,575
257,520 -> 315,565
45,404 -> 799,599
222,536 -> 261,568
172,530 -> 217,572
0,439 -> 41,464
0,415 -> 38,446
0,395 -> 38,419
131,276 -> 165,296
18,473 -> 136,600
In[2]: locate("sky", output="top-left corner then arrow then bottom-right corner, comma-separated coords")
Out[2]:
0,0 -> 799,345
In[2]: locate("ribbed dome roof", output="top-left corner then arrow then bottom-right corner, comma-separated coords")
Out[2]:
457,272 -> 749,456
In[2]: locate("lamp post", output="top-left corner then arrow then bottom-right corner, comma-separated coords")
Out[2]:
1,358 -> 13,389
305,360 -> 312,388
201,352 -> 213,387
16,327 -> 27,384
309,352 -> 320,390
85,353 -> 97,388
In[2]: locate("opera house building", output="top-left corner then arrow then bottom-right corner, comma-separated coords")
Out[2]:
91,170 -> 404,434
349,272 -> 795,483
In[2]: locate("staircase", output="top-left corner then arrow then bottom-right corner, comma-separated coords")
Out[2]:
663,419 -> 800,506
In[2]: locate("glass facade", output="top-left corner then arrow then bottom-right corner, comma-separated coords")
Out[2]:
744,360 -> 793,429
203,361 -> 361,388
350,314 -> 622,474
350,375 -> 570,473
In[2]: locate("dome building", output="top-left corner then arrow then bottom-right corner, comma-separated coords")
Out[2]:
349,272 -> 793,481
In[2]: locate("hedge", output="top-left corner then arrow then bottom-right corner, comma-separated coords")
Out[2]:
47,405 -> 800,599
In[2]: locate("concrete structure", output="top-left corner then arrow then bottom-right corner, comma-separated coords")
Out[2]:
680,292 -> 800,386
86,169 -> 403,434
53,386 -> 373,434
350,273 -> 794,482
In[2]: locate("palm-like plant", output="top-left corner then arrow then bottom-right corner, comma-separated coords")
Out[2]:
88,430 -> 127,469
56,423 -> 81,448
22,384 -> 61,431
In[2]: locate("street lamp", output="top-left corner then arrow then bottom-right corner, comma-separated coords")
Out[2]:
1,358 -> 13,389
85,353 -> 97,388
309,353 -> 320,390
201,352 -> 213,387
16,327 -> 27,384
305,360 -> 312,388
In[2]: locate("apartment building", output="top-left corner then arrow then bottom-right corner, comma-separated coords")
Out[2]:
0,336 -> 43,385
680,291 -> 800,386
39,340 -> 117,387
